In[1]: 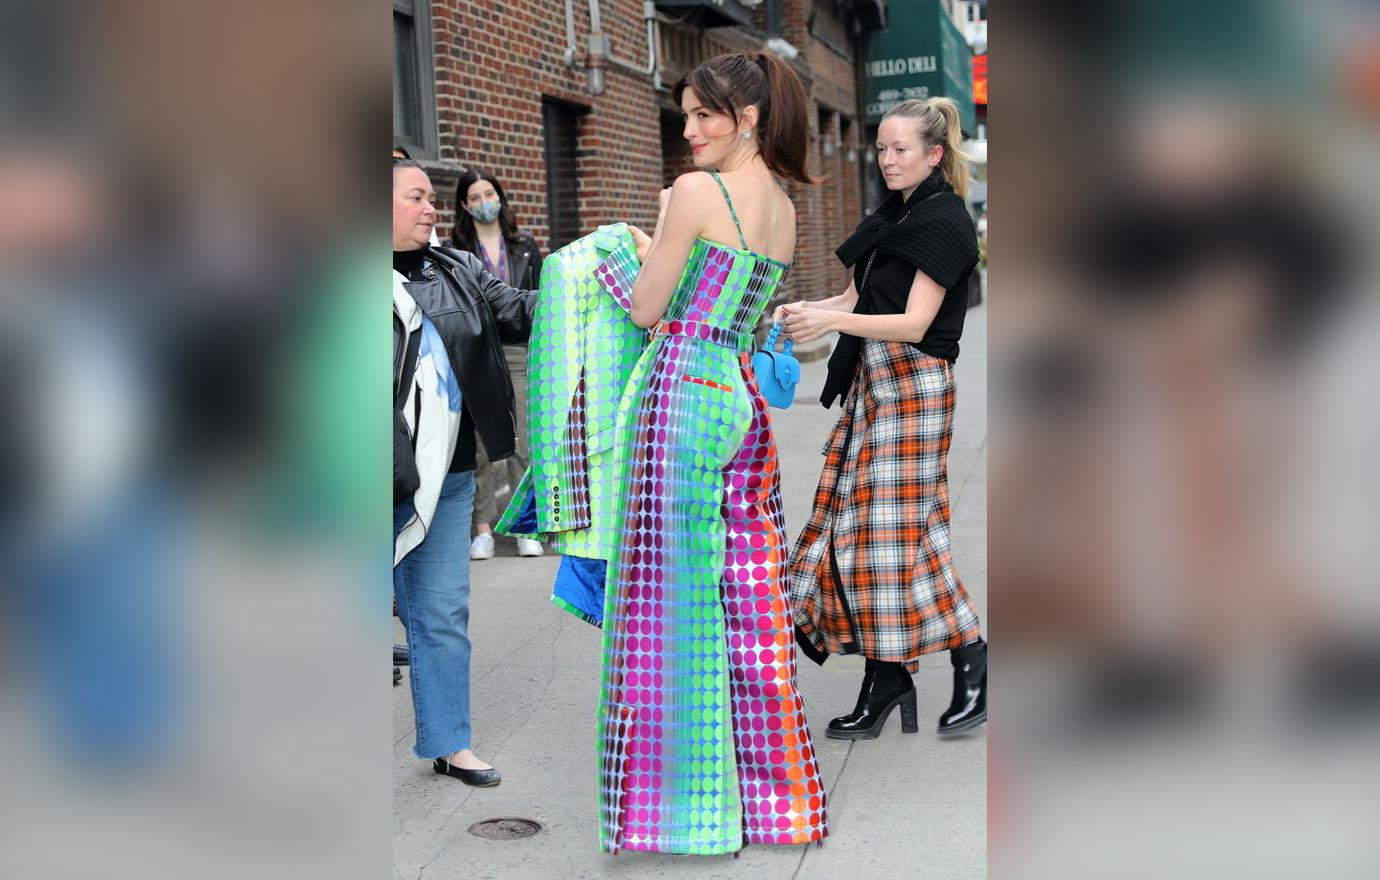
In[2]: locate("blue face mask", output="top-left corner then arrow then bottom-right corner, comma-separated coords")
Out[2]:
466,199 -> 502,224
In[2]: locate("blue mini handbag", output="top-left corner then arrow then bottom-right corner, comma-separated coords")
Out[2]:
752,322 -> 800,409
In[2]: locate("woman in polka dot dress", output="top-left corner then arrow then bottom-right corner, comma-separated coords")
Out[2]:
591,53 -> 829,856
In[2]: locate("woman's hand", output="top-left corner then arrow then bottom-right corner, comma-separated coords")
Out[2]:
628,225 -> 653,262
780,302 -> 837,344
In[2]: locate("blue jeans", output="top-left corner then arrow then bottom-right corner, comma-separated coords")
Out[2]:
393,471 -> 476,759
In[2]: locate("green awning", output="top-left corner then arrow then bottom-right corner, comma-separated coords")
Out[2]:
863,0 -> 975,134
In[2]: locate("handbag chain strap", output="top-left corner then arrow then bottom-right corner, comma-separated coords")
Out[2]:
859,206 -> 912,297
857,249 -> 880,298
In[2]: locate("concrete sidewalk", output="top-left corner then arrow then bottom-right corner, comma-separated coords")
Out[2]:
395,306 -> 987,880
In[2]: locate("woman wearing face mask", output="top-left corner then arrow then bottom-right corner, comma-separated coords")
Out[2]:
450,168 -> 545,560
593,52 -> 828,855
779,97 -> 987,741
392,157 -> 535,787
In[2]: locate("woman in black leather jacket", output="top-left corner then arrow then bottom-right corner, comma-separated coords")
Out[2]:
392,157 -> 535,787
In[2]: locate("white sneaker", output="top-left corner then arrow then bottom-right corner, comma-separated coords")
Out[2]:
469,532 -> 495,560
516,537 -> 544,558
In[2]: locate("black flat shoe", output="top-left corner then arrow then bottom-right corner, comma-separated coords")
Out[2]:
939,637 -> 987,736
827,661 -> 919,740
394,666 -> 402,685
433,757 -> 501,787
394,643 -> 410,665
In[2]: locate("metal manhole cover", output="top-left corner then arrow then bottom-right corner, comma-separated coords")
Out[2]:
467,817 -> 542,840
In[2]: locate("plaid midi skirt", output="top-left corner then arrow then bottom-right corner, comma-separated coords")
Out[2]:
788,340 -> 981,671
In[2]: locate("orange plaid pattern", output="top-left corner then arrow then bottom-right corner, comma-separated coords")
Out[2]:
789,340 -> 980,671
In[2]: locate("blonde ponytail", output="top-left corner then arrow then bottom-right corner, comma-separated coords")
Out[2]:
882,97 -> 974,199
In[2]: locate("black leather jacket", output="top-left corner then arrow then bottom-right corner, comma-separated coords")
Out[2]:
400,245 -> 535,463
506,231 -> 544,291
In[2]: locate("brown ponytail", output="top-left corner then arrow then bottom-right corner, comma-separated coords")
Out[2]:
673,51 -> 819,185
754,52 -> 816,185
882,97 -> 974,199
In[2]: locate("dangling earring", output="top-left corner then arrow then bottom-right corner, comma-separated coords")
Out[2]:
742,131 -> 752,139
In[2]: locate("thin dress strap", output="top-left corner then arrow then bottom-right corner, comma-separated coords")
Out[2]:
707,171 -> 748,251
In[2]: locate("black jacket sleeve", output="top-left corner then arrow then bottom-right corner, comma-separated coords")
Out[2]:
439,247 -> 537,345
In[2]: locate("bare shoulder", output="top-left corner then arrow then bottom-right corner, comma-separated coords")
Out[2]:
670,170 -> 719,199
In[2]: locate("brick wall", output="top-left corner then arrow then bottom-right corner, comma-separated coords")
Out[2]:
420,0 -> 869,318
428,0 -> 662,249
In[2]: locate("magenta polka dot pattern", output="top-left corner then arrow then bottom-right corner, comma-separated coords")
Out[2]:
720,362 -> 828,845
595,237 -> 828,855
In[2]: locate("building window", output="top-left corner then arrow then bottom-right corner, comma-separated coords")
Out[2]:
766,0 -> 784,36
393,0 -> 437,160
661,110 -> 694,189
840,114 -> 860,212
543,98 -> 588,251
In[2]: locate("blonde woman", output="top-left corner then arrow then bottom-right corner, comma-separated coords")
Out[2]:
781,97 -> 987,739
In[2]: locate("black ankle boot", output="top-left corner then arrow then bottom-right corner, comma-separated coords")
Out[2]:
938,637 -> 987,736
827,660 -> 918,740
828,659 -> 877,730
